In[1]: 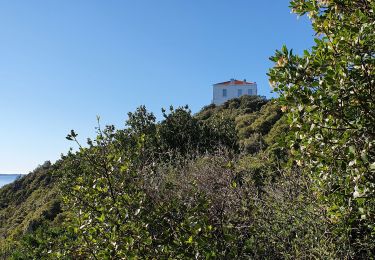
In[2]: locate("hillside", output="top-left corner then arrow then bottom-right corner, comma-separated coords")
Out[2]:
0,162 -> 63,257
1,94 -> 372,258
0,96 -> 290,258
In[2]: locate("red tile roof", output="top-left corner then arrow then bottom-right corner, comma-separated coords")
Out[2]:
214,79 -> 255,86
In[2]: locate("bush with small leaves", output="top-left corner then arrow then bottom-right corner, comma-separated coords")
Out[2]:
268,0 -> 375,256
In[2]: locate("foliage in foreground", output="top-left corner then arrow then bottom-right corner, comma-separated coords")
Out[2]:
4,96 -> 367,259
268,0 -> 375,256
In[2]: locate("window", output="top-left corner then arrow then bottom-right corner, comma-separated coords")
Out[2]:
248,89 -> 253,95
223,89 -> 227,97
238,89 -> 242,97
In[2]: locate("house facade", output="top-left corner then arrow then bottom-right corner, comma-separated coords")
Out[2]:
212,79 -> 257,105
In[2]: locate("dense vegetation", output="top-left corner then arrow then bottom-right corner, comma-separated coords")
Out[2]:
268,0 -> 375,257
1,96 -> 291,258
0,0 -> 374,258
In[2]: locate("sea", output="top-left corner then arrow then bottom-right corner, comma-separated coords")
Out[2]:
0,174 -> 23,188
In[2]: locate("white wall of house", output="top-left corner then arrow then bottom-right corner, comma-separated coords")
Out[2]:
212,80 -> 257,105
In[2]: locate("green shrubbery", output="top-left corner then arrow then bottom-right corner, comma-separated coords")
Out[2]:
2,92 -> 373,258
269,0 -> 375,256
1,0 -> 374,258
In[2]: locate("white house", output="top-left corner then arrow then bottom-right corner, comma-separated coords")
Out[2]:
212,79 -> 257,105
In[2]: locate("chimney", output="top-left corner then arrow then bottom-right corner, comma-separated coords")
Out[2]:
244,79 -> 246,83
230,78 -> 235,84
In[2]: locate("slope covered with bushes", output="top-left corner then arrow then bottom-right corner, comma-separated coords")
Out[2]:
1,86 -> 373,258
1,96 -> 293,258
2,0 -> 374,257
0,161 -> 63,257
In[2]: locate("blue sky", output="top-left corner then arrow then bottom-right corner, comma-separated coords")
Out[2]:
0,0 -> 314,174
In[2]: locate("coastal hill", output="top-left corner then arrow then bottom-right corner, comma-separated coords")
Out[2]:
1,93 -> 373,258
1,96 -> 290,258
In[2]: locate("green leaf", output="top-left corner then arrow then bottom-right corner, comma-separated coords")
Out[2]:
186,236 -> 193,244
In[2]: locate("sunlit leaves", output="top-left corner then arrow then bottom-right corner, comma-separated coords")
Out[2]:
269,0 -> 375,255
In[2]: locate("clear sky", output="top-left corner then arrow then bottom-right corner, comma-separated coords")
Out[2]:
0,0 -> 314,174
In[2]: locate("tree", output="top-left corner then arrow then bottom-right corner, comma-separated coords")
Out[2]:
158,105 -> 201,155
268,0 -> 374,256
117,105 -> 158,164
